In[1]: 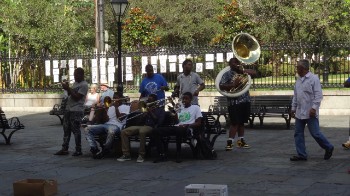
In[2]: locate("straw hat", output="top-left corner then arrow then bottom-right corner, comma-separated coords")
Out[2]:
100,83 -> 109,88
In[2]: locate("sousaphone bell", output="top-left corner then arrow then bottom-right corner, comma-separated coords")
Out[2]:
215,33 -> 260,97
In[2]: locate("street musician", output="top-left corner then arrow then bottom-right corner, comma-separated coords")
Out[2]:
117,94 -> 165,163
86,92 -> 130,159
152,92 -> 202,163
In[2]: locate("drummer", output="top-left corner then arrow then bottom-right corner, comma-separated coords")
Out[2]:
139,64 -> 169,104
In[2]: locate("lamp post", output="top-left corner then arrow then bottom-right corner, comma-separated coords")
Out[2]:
110,0 -> 129,94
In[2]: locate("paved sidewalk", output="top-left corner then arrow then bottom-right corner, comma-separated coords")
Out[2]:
0,112 -> 349,196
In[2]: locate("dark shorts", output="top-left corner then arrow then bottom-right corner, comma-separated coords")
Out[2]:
228,102 -> 251,125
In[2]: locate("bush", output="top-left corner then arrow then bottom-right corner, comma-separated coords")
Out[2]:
257,64 -> 273,77
339,61 -> 350,74
280,63 -> 295,76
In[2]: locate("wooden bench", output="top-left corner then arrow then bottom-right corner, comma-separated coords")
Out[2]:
49,98 -> 68,125
0,110 -> 25,144
208,95 -> 293,129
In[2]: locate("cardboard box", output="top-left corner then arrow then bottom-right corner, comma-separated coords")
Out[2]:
185,184 -> 228,196
13,179 -> 57,196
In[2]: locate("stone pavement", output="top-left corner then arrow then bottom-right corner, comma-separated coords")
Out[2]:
0,111 -> 349,196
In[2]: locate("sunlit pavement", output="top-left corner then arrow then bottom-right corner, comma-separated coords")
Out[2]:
1,112 -> 349,196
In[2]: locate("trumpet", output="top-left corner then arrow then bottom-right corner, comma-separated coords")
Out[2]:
55,79 -> 75,88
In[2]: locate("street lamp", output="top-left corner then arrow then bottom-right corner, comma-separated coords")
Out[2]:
110,0 -> 129,94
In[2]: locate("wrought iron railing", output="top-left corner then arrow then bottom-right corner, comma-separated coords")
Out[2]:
0,41 -> 349,93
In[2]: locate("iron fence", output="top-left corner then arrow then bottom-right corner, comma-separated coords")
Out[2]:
0,41 -> 349,94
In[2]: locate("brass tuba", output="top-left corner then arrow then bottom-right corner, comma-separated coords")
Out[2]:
215,33 -> 260,97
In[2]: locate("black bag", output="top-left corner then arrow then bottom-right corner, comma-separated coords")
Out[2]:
195,135 -> 217,160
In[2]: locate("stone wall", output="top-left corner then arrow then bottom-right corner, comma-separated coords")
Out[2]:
1,90 -> 349,115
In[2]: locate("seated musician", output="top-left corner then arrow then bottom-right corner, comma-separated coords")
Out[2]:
152,92 -> 202,163
86,92 -> 130,159
117,94 -> 165,163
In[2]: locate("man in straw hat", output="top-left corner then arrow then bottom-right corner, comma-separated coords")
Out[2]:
99,83 -> 114,106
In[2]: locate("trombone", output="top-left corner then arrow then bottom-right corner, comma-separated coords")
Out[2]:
104,97 -> 130,107
122,98 -> 171,121
137,98 -> 167,112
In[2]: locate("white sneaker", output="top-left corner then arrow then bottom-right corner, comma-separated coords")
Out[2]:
117,155 -> 131,162
136,155 -> 144,163
342,141 -> 350,149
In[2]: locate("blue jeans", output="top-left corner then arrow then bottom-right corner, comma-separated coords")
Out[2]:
86,124 -> 120,150
294,117 -> 333,158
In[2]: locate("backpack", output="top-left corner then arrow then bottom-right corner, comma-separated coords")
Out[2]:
194,135 -> 217,160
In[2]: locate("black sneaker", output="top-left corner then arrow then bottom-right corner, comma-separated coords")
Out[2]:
153,154 -> 167,163
90,147 -> 99,156
94,149 -> 110,159
324,147 -> 334,160
72,151 -> 82,156
290,155 -> 307,161
237,138 -> 250,149
225,140 -> 233,151
54,149 -> 69,155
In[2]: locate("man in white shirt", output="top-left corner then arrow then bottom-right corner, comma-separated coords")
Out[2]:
290,59 -> 334,161
86,92 -> 130,159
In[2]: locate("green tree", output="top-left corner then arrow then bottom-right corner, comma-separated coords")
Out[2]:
1,0 -> 95,53
211,0 -> 255,45
130,0 -> 226,46
240,0 -> 350,42
122,7 -> 159,50
0,0 -> 95,87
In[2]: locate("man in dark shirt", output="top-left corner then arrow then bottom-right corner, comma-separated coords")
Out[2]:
117,94 -> 165,163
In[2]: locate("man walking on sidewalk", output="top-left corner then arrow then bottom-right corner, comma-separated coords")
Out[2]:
290,59 -> 334,161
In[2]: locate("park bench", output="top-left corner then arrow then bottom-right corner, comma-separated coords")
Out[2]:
90,111 -> 222,158
250,95 -> 293,129
208,95 -> 293,129
0,109 -> 25,144
49,98 -> 68,125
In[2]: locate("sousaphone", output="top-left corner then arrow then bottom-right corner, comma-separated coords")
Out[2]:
215,33 -> 260,97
